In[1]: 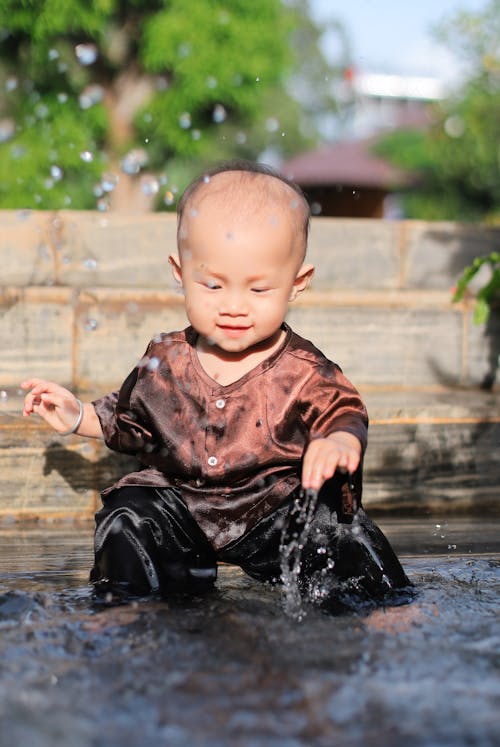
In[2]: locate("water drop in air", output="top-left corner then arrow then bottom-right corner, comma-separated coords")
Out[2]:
5,77 -> 18,92
0,119 -> 15,143
75,43 -> 98,66
96,198 -> 109,212
101,172 -> 119,192
140,175 -> 159,196
50,165 -> 63,181
179,112 -> 192,129
212,104 -> 227,123
80,150 -> 94,163
121,149 -> 148,175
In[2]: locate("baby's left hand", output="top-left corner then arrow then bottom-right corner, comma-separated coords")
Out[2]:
302,432 -> 361,490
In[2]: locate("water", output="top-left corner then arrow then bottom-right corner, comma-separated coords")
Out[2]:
0,519 -> 499,747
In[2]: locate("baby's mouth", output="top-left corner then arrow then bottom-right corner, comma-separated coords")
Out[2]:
217,324 -> 251,337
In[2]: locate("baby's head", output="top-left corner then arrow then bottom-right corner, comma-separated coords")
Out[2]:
177,159 -> 310,264
170,160 -> 314,355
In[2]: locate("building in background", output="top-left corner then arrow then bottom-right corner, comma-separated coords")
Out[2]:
282,69 -> 446,218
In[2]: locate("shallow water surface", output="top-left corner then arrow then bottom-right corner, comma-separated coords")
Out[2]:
0,519 -> 499,747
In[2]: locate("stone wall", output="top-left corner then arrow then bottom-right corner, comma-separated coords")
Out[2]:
1,211 -> 499,521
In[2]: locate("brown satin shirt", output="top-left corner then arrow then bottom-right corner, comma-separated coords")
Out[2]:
92,324 -> 368,549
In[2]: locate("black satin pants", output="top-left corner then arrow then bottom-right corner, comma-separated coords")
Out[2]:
90,479 -> 411,611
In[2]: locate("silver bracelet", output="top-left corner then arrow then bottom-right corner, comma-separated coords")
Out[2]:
59,398 -> 84,436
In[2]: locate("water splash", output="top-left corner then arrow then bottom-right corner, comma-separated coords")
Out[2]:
279,488 -> 319,621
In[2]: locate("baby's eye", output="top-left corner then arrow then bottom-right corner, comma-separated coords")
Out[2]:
251,287 -> 270,294
205,279 -> 221,289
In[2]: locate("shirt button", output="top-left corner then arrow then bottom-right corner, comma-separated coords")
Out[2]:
215,398 -> 225,409
207,456 -> 218,467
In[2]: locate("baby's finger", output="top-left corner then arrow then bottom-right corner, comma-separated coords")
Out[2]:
345,450 -> 360,474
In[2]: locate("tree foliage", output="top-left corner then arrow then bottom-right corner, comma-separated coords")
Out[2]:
376,0 -> 500,223
0,0 -> 328,210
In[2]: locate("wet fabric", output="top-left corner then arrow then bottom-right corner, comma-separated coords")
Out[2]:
90,483 -> 411,611
92,324 -> 368,549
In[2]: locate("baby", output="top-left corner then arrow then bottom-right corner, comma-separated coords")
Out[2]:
22,160 -> 410,611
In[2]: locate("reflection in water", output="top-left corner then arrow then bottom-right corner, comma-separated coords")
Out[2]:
0,521 -> 498,747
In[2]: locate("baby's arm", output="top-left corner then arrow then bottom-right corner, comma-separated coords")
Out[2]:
302,431 -> 361,491
21,378 -> 103,439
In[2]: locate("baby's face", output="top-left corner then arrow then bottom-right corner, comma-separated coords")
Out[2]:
171,190 -> 311,356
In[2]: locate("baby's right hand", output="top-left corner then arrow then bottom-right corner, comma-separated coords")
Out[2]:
21,378 -> 81,434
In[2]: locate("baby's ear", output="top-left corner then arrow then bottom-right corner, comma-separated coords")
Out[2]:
168,254 -> 183,285
289,263 -> 314,301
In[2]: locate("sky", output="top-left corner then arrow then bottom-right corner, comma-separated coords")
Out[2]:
311,0 -> 489,84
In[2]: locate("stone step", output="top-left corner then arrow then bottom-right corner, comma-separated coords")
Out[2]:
1,286 -> 496,391
1,390 -> 498,523
2,211 -> 499,291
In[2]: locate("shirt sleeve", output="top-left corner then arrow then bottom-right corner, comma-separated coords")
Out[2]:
92,346 -> 154,455
299,361 -> 368,452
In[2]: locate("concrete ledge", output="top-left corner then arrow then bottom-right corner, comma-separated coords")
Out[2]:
2,211 -> 499,290
3,286 -> 494,390
1,390 -> 498,521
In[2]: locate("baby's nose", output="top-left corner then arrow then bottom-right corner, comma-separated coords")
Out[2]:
221,291 -> 247,316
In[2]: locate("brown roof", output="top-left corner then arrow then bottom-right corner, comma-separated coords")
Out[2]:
282,139 -> 409,190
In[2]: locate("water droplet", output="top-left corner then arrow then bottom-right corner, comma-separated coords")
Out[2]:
255,76 -> 260,82
235,131 -> 247,145
101,172 -> 119,192
206,76 -> 217,89
78,84 -> 104,110
120,148 -> 148,175
83,257 -> 98,270
163,190 -> 175,206
84,318 -> 98,331
191,129 -> 201,141
155,76 -> 169,91
444,114 -> 465,138
80,150 -> 94,163
140,175 -> 159,196
147,356 -> 160,371
310,202 -> 322,215
203,175 -> 211,184
5,77 -> 18,92
50,165 -> 63,181
0,118 -> 15,143
179,112 -> 192,129
265,117 -> 279,133
48,49 -> 59,61
177,43 -> 191,58
96,198 -> 109,212
0,390 -> 8,402
75,43 -> 98,66
212,104 -> 227,123
57,92 -> 68,104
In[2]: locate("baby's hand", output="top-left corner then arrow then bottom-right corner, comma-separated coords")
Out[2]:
302,431 -> 361,491
21,378 -> 82,434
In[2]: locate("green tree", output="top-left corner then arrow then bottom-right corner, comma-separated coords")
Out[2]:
0,0 -> 328,211
376,0 -> 500,222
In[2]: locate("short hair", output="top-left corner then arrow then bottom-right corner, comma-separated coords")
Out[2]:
177,159 -> 310,255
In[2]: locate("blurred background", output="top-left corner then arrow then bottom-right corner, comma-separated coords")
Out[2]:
0,0 -> 498,222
